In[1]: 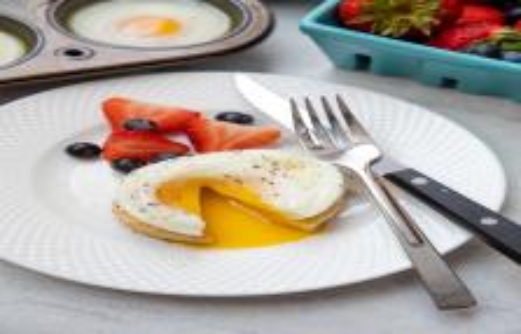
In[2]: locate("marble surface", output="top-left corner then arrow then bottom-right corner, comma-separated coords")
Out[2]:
1,1 -> 521,333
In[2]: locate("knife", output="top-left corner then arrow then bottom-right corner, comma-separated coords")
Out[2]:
234,73 -> 521,264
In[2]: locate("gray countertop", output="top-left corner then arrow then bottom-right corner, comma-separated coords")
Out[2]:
1,1 -> 521,333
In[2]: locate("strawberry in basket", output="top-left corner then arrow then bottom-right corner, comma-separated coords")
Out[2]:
429,21 -> 521,62
337,0 -> 463,40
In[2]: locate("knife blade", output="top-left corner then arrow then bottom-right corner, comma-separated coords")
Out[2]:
234,74 -> 404,174
234,73 -> 521,264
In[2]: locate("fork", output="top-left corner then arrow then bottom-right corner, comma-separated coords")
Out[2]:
291,95 -> 476,310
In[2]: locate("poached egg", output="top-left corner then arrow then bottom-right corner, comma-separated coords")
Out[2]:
114,150 -> 347,248
68,0 -> 232,48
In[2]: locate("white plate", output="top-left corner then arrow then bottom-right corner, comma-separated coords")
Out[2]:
0,72 -> 506,296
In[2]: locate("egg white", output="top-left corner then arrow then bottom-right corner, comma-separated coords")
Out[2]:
0,30 -> 26,66
115,150 -> 346,237
68,0 -> 232,48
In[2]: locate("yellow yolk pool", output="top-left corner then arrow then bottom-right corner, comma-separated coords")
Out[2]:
157,180 -> 317,249
202,190 -> 314,249
117,16 -> 181,38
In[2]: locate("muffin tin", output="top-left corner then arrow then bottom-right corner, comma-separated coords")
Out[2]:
0,14 -> 42,69
300,0 -> 521,102
0,0 -> 273,87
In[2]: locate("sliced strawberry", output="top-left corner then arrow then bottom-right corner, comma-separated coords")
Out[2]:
457,5 -> 504,25
185,117 -> 281,153
102,97 -> 200,132
102,131 -> 190,161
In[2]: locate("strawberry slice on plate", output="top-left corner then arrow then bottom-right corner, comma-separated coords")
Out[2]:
102,131 -> 190,161
103,97 -> 200,132
185,117 -> 281,153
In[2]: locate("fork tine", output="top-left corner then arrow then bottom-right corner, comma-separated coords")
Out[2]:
303,97 -> 336,147
335,95 -> 374,145
290,98 -> 318,150
320,96 -> 349,147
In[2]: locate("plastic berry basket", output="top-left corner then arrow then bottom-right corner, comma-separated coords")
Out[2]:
300,0 -> 521,102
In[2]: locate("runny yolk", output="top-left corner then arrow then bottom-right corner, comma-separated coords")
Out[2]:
157,179 -> 319,249
116,15 -> 181,38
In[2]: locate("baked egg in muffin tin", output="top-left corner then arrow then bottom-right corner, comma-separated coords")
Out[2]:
0,14 -> 42,69
0,0 -> 272,86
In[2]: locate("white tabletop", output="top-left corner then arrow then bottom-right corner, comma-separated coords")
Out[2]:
1,1 -> 521,333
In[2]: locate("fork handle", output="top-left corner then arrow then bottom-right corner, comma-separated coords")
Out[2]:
385,168 -> 521,265
351,168 -> 476,310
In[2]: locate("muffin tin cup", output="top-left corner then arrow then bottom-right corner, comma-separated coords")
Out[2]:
0,14 -> 43,69
0,0 -> 273,87
300,0 -> 521,103
49,0 -> 253,51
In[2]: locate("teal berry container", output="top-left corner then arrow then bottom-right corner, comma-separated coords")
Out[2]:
300,0 -> 521,102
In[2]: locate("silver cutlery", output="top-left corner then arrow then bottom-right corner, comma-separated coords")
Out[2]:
235,74 -> 521,266
290,95 -> 476,310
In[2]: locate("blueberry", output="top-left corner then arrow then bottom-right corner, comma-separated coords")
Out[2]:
215,112 -> 255,125
464,43 -> 501,58
501,51 -> 521,63
65,142 -> 101,160
111,158 -> 146,174
123,118 -> 158,132
506,7 -> 521,25
150,152 -> 182,163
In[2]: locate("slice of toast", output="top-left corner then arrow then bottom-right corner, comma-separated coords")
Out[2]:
113,204 -> 213,245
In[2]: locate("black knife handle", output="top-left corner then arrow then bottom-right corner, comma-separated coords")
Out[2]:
385,168 -> 521,264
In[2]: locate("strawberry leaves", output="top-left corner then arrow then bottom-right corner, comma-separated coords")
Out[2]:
339,0 -> 461,38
